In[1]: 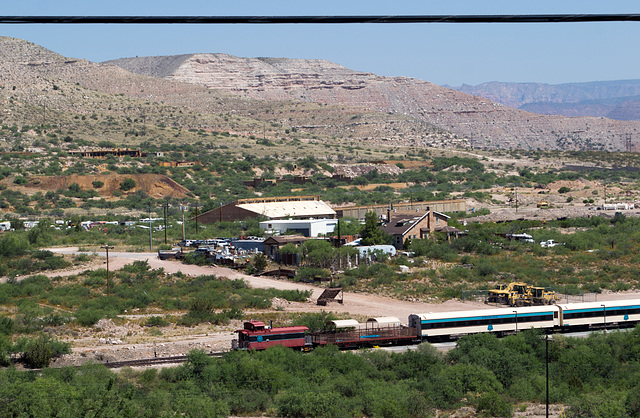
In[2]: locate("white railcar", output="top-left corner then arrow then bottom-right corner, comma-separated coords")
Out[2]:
558,299 -> 640,329
409,305 -> 560,342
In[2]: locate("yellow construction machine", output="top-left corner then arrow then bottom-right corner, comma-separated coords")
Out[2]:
487,282 -> 528,305
488,282 -> 559,306
530,286 -> 560,305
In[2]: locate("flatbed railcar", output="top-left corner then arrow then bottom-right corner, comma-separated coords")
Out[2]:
312,325 -> 417,348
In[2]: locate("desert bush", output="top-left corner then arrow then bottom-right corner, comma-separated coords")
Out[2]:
0,316 -> 14,335
16,333 -> 71,368
0,233 -> 29,257
296,266 -> 330,281
145,316 -> 169,327
74,296 -> 123,326
476,391 -> 513,417
119,177 -> 137,191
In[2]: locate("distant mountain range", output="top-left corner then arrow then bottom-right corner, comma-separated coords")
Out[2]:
449,80 -> 640,121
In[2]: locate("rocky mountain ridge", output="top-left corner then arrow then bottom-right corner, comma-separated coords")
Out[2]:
453,80 -> 640,121
108,53 -> 640,151
0,37 -> 460,150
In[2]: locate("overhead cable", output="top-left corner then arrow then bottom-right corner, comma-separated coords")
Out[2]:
0,14 -> 639,24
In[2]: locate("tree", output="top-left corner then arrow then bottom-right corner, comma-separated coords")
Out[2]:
360,211 -> 390,246
92,180 -> 104,189
28,221 -> 53,246
336,217 -> 361,236
252,252 -> 268,273
119,177 -> 137,191
302,239 -> 336,267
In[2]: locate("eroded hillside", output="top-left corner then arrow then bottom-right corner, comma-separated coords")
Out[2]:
108,53 -> 640,151
0,37 -> 460,150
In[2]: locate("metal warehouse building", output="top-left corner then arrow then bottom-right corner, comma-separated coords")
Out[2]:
196,195 -> 336,223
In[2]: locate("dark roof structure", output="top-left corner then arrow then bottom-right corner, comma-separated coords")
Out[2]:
263,235 -> 309,245
382,210 -> 450,236
383,213 -> 429,236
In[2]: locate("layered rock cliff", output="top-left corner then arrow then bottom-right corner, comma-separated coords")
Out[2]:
108,53 -> 640,151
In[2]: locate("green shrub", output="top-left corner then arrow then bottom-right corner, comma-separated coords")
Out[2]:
0,316 -> 14,335
0,233 -> 29,257
146,316 -> 169,327
18,334 -> 71,368
297,266 -> 330,281
13,176 -> 27,185
119,177 -> 137,191
476,391 -> 513,417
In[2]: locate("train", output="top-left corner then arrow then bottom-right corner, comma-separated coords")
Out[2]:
232,298 -> 640,351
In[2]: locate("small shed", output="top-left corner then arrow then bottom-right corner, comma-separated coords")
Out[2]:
263,235 -> 309,258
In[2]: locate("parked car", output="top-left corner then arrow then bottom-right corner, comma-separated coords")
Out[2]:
194,247 -> 212,256
540,239 -> 563,248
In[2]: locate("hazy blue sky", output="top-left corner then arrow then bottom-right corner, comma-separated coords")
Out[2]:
2,1 -> 639,86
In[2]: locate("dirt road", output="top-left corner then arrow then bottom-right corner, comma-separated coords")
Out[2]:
46,247 -> 490,318
43,247 -> 492,366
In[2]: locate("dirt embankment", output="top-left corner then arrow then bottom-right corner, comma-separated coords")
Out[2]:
8,173 -> 190,199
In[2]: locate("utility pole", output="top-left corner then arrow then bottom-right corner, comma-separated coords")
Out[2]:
546,336 -> 550,418
100,245 -> 114,296
181,201 -> 186,241
542,335 -> 554,418
148,202 -> 152,251
163,201 -> 169,245
194,203 -> 199,234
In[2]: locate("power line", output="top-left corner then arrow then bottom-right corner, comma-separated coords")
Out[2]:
0,14 -> 639,25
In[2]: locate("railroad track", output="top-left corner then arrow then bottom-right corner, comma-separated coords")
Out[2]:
103,351 -> 225,369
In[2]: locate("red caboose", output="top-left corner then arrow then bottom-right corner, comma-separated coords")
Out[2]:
232,320 -> 312,351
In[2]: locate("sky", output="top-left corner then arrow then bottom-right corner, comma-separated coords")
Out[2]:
1,1 -> 639,86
